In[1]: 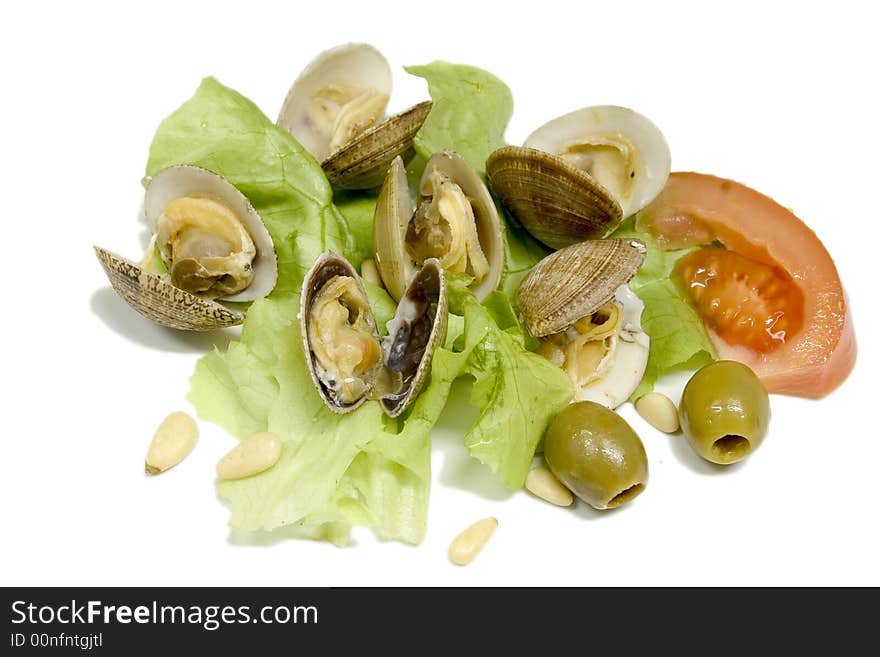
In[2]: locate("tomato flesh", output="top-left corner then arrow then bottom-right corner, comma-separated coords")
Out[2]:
638,172 -> 856,398
675,248 -> 804,353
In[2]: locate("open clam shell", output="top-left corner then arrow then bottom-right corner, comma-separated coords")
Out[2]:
373,156 -> 417,303
524,105 -> 671,218
321,100 -> 432,190
94,246 -> 244,331
374,152 -> 504,302
277,43 -> 431,190
486,146 -> 623,250
96,166 -> 276,331
300,252 -> 447,417
144,165 -> 277,303
300,253 -> 376,415
380,258 -> 448,418
277,43 -> 392,162
517,238 -> 646,338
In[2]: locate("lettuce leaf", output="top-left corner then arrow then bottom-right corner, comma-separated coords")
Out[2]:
405,62 -> 512,177
610,220 -> 716,398
191,293 -> 462,545
444,283 -> 573,488
333,190 -> 378,270
149,78 -> 444,544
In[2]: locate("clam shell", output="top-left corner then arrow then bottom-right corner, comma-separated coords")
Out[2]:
144,165 -> 277,302
300,253 -> 447,417
524,105 -> 671,218
486,146 -> 623,250
94,246 -> 244,331
277,43 -> 392,162
517,239 -> 646,337
300,252 -> 377,415
381,258 -> 448,418
373,151 -> 503,302
373,156 -> 418,302
322,101 -> 432,190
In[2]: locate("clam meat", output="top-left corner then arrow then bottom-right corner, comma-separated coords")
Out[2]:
374,152 -> 503,302
301,252 -> 447,418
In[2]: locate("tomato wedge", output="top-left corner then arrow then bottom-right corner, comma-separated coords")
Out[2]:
637,172 -> 856,398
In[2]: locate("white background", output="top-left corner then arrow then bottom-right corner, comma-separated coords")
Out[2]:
2,0 -> 877,586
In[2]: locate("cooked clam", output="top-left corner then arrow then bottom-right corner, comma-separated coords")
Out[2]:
277,43 -> 431,190
373,152 -> 504,302
486,106 -> 670,250
95,165 -> 277,331
525,106 -> 671,218
301,253 -> 448,418
277,43 -> 391,161
486,146 -> 623,250
518,239 -> 649,408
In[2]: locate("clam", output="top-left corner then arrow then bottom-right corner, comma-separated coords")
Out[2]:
486,146 -> 622,250
301,252 -> 447,418
373,152 -> 504,302
518,239 -> 650,408
486,106 -> 671,249
525,106 -> 671,218
95,165 -> 277,331
277,43 -> 431,190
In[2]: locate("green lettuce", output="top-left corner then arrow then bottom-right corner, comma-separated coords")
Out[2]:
405,62 -> 512,177
443,282 -> 573,488
610,220 -> 716,398
333,190 -> 377,270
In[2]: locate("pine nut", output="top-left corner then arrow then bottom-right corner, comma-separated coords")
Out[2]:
216,432 -> 282,480
360,258 -> 383,286
448,517 -> 497,566
145,411 -> 198,475
525,466 -> 574,506
635,392 -> 680,433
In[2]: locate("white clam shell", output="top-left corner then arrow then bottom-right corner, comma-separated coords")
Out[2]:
573,284 -> 650,409
277,43 -> 392,162
524,105 -> 671,218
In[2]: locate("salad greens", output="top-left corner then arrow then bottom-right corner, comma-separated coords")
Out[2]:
405,63 -> 512,177
611,220 -> 716,398
446,284 -> 572,489
145,63 -> 713,546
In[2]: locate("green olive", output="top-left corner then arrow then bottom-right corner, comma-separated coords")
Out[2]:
679,360 -> 770,465
543,401 -> 648,510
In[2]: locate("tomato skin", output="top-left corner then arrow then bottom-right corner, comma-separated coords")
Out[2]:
638,172 -> 856,398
